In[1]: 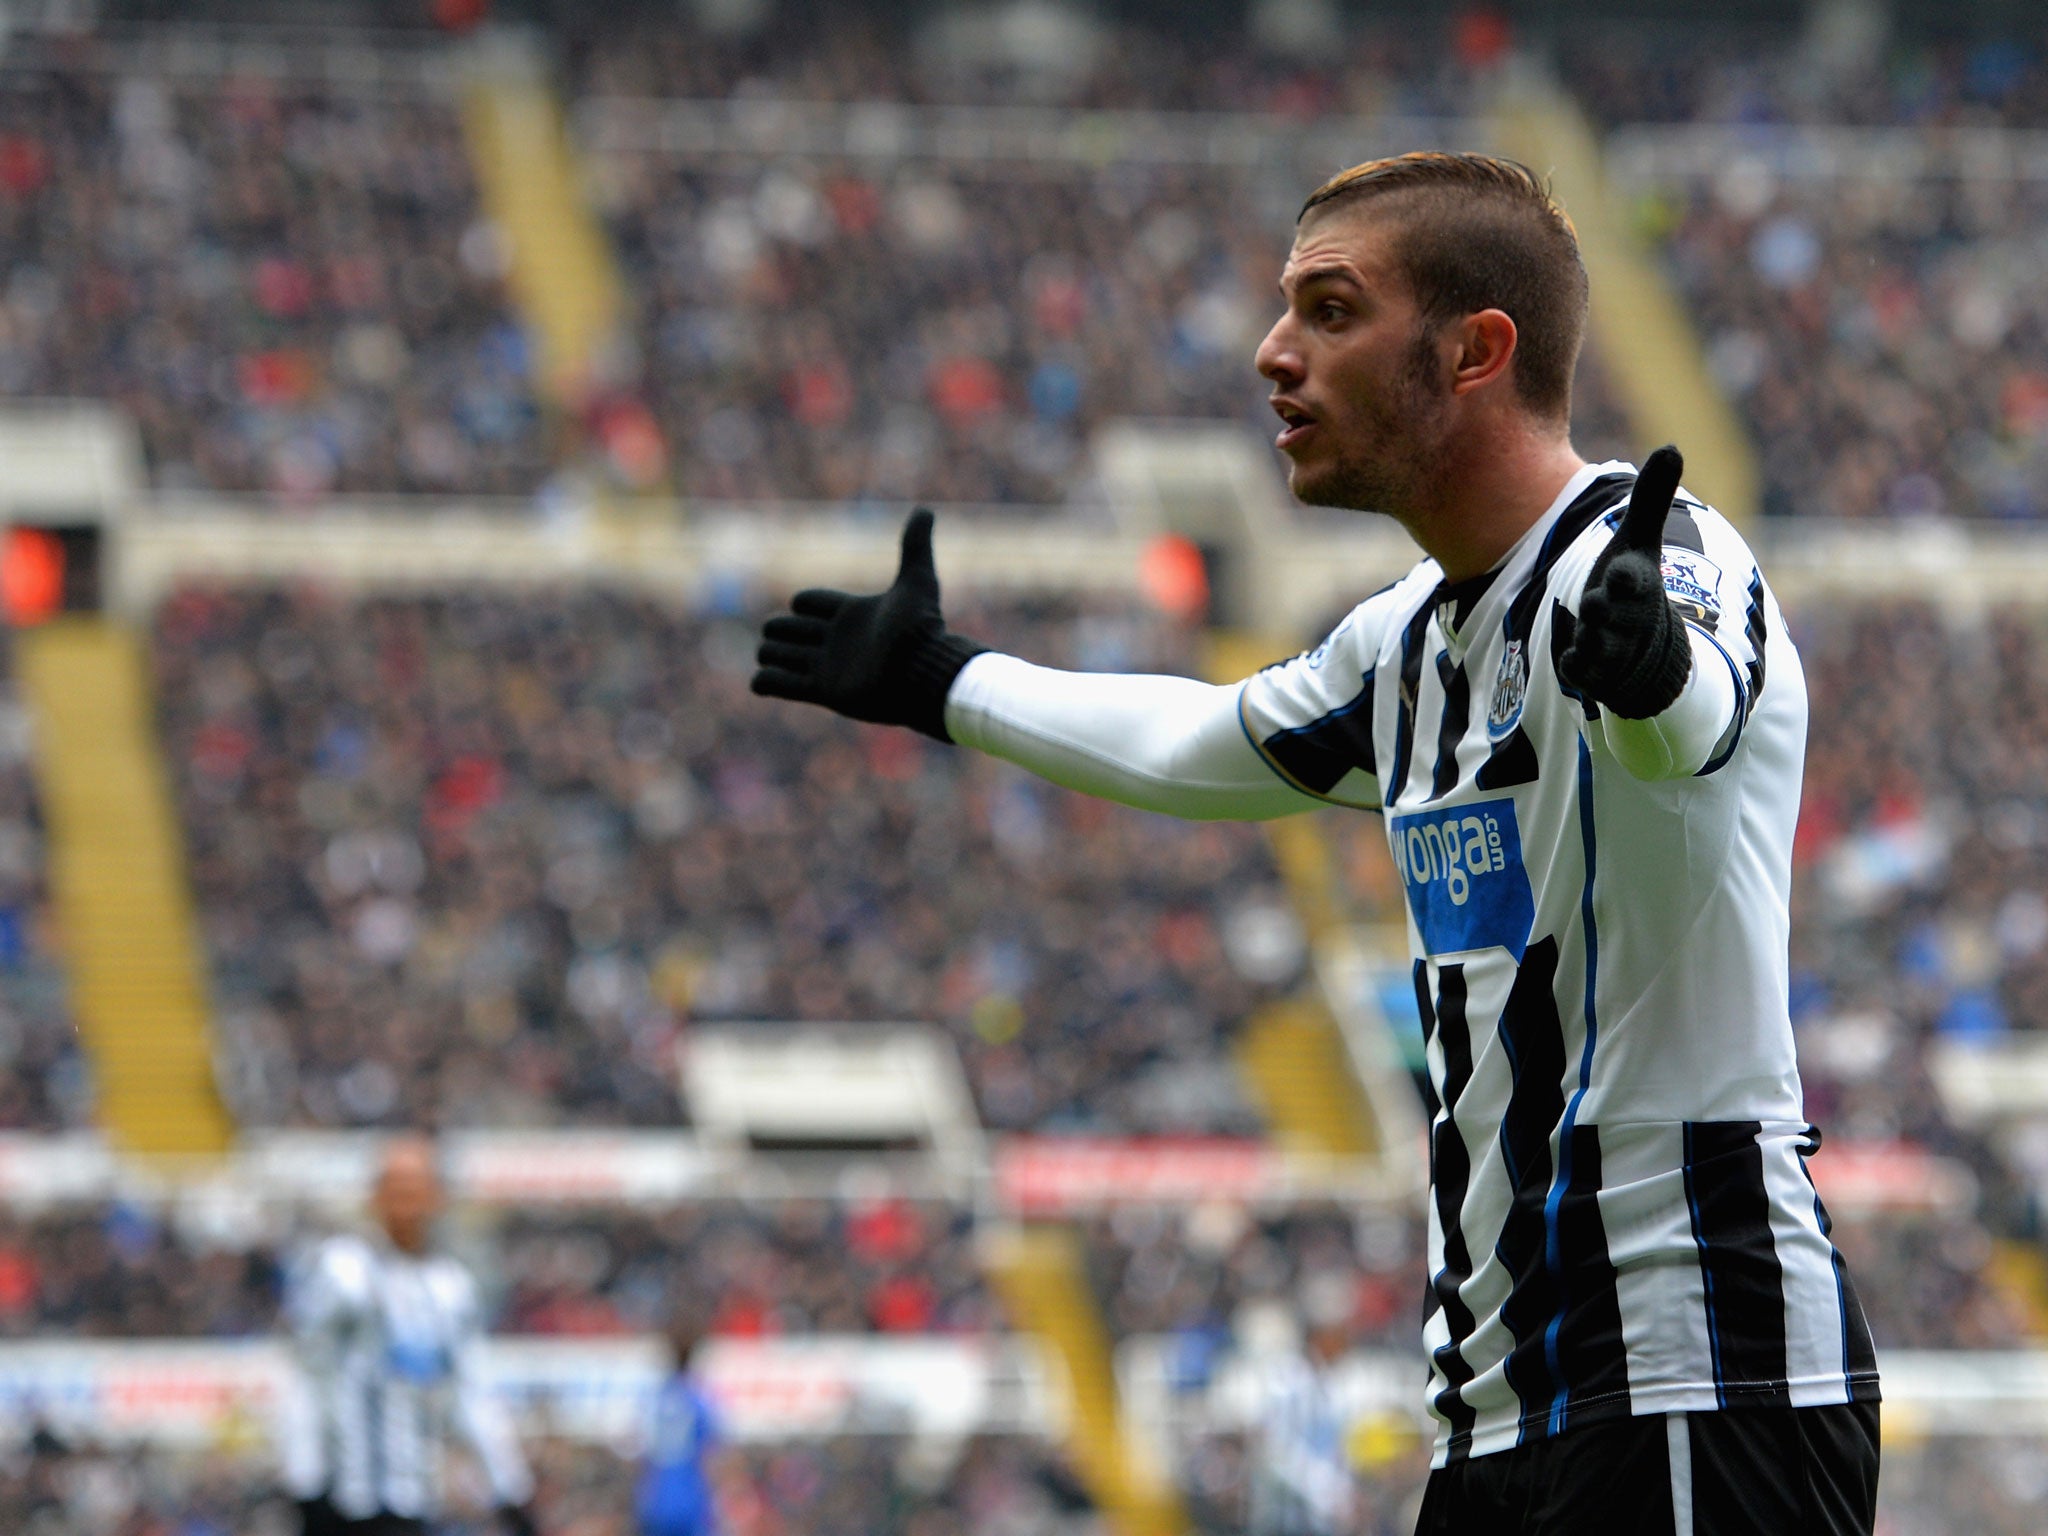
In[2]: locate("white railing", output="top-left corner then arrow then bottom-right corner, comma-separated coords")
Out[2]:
111,491 -> 2048,629
0,21 -> 494,94
0,1334 -> 1063,1445
576,95 -> 1480,175
1608,122 -> 2048,186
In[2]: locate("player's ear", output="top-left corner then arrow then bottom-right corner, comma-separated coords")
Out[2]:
1448,308 -> 1518,398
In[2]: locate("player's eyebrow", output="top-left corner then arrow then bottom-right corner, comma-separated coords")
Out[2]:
1280,264 -> 1365,300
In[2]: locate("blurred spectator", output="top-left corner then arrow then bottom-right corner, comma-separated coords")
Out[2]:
0,1194 -> 1002,1341
1638,170 -> 2048,520
590,149 -> 1633,509
0,16 -> 1636,511
1567,32 -> 2048,130
563,6 -> 1471,117
495,1199 -> 1001,1337
0,1429 -> 1104,1536
0,1204 -> 279,1338
153,585 -> 1294,1134
1084,1202 -> 1420,1376
0,54 -> 546,499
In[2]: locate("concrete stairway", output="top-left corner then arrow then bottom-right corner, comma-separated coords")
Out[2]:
17,618 -> 230,1156
460,64 -> 623,409
986,1223 -> 1186,1536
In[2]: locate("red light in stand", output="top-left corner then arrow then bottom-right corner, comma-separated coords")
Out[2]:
1,528 -> 64,627
1140,534 -> 1209,623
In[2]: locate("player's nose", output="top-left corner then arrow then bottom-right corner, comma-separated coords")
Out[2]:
1255,313 -> 1304,387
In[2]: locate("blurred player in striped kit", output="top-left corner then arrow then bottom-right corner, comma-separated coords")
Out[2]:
281,1135 -> 538,1536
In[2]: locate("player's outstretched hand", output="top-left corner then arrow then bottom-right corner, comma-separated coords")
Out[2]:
1558,445 -> 1694,720
750,508 -> 988,742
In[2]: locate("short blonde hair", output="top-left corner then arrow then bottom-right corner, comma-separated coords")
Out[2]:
1299,151 -> 1588,422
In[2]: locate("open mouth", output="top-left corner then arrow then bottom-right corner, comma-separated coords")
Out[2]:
1271,400 -> 1317,452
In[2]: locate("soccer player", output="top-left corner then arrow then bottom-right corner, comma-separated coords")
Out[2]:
1249,1282 -> 1364,1536
635,1306 -> 730,1536
281,1135 -> 538,1536
750,152 -> 1880,1533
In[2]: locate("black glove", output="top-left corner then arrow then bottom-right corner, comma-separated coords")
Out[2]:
1558,444 -> 1693,719
750,508 -> 987,742
497,1504 -> 540,1536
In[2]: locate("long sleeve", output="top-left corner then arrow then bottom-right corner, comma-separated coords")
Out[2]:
278,1243 -> 352,1501
1595,626 -> 1741,780
944,652 -> 1323,821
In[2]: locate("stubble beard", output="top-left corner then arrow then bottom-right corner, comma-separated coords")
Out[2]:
1290,328 -> 1449,522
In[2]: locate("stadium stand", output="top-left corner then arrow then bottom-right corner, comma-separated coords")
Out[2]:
496,1197 -> 1001,1337
152,584 -> 1294,1135
559,5 -> 1470,115
1567,32 -> 2048,129
572,6 -> 1633,511
1084,1202 -> 1418,1363
1623,160 -> 2048,521
591,148 -> 1637,510
0,1429 -> 1104,1535
0,1203 -> 280,1338
0,40 -> 548,498
0,1192 -> 1004,1341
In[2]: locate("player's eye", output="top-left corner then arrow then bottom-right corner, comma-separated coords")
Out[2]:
1314,300 -> 1347,324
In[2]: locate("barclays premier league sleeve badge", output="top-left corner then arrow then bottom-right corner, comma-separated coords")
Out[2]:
1660,552 -> 1723,630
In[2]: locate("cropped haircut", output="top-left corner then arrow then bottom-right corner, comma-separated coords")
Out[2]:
1299,152 -> 1588,422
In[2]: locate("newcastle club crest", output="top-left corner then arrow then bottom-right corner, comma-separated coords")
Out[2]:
1487,638 -> 1528,740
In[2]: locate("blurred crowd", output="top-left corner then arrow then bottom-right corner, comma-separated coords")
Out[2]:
571,4 -> 1626,510
0,1430 -> 1102,1536
0,1432 -> 282,1536
1793,604 -> 2048,1076
0,11 -> 1645,513
1568,31 -> 2048,129
0,53 -> 546,499
560,4 -> 1480,117
1636,170 -> 2048,521
0,1194 -> 999,1342
0,1204 -> 280,1339
0,11 -> 2042,522
494,1198 -> 999,1337
597,156 -> 1283,508
590,145 -> 1634,509
152,585 -> 1295,1135
1084,1202 -> 1418,1366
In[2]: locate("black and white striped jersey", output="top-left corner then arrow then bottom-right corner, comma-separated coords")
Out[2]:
1238,460 -> 1880,1464
281,1233 -> 533,1519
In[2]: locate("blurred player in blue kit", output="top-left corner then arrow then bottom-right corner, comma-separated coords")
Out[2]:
637,1308 -> 731,1536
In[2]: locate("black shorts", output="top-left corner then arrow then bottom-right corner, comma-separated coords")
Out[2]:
1416,1401 -> 1879,1535
297,1498 -> 429,1536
